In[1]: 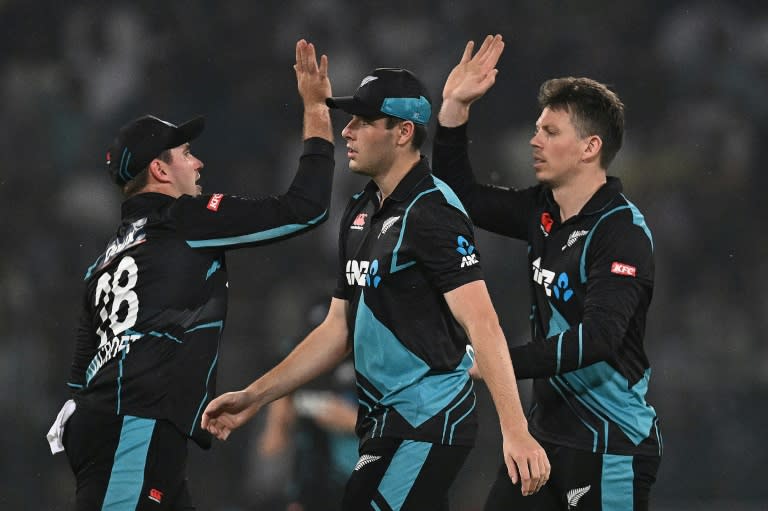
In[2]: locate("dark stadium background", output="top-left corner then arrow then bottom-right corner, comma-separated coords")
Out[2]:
2,1 -> 766,509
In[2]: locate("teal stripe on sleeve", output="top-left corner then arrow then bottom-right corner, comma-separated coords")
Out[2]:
186,211 -> 327,248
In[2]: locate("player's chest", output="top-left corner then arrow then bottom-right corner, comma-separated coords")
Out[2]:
343,201 -> 407,260
530,221 -> 592,302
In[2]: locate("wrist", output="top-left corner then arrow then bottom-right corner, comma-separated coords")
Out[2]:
303,102 -> 330,113
498,405 -> 529,433
244,383 -> 268,410
438,99 -> 471,128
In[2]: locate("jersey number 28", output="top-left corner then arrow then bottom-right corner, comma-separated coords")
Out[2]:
94,256 -> 139,348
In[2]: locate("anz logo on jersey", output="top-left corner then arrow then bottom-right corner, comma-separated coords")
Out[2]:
456,236 -> 478,268
346,259 -> 382,288
531,257 -> 573,302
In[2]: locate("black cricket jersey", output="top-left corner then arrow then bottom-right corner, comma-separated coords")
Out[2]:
333,157 -> 483,448
433,125 -> 662,457
68,138 -> 334,448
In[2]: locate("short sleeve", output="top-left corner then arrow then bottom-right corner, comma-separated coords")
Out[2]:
405,197 -> 485,293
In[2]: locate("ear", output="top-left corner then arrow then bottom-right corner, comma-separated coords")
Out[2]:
395,120 -> 416,147
581,135 -> 603,165
147,158 -> 172,183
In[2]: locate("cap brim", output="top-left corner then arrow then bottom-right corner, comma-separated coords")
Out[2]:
326,97 -> 382,118
168,116 -> 205,148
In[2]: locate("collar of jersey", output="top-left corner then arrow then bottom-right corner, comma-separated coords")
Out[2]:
544,176 -> 624,219
121,191 -> 176,218
365,156 -> 432,204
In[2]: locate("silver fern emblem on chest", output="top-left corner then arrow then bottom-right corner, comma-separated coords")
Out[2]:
561,230 -> 589,251
566,484 -> 591,508
379,216 -> 401,238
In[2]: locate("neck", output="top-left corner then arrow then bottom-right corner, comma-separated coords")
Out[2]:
140,182 -> 181,198
552,171 -> 607,222
373,152 -> 420,205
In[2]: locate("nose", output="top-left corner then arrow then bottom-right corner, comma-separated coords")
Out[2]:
342,117 -> 358,140
530,132 -> 541,148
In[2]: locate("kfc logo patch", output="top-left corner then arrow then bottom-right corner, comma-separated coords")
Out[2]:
148,488 -> 163,504
207,193 -> 224,212
350,213 -> 368,231
611,261 -> 637,277
540,212 -> 554,236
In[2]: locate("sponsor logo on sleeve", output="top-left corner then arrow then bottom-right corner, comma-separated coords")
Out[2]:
206,193 -> 224,212
456,235 -> 478,268
611,261 -> 637,277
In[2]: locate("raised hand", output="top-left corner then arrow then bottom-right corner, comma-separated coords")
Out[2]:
438,34 -> 505,127
443,34 -> 505,104
201,390 -> 260,441
295,39 -> 332,108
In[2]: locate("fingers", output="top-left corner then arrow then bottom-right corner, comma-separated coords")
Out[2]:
205,421 -> 231,441
514,456 -> 534,496
458,34 -> 504,80
506,450 -> 551,496
474,34 -> 504,70
461,40 -> 475,64
475,34 -> 496,60
295,39 -> 319,74
201,411 -> 229,441
507,456 -> 520,485
201,393 -> 236,440
537,453 -> 552,493
318,53 -> 328,78
201,413 -> 233,441
295,39 -> 304,72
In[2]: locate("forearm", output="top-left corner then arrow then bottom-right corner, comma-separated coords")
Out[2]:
446,281 -> 529,431
470,320 -> 529,432
433,124 -> 533,239
511,279 -> 646,379
303,103 -> 333,143
245,320 -> 350,409
432,123 -> 477,199
284,137 -> 335,219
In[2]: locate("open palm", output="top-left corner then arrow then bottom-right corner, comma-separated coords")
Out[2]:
443,34 -> 505,105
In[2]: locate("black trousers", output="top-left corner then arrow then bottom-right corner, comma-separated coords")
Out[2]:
342,438 -> 472,511
484,441 -> 660,511
64,406 -> 194,511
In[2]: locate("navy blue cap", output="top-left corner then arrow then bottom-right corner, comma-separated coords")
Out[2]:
326,68 -> 431,125
106,115 -> 205,186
